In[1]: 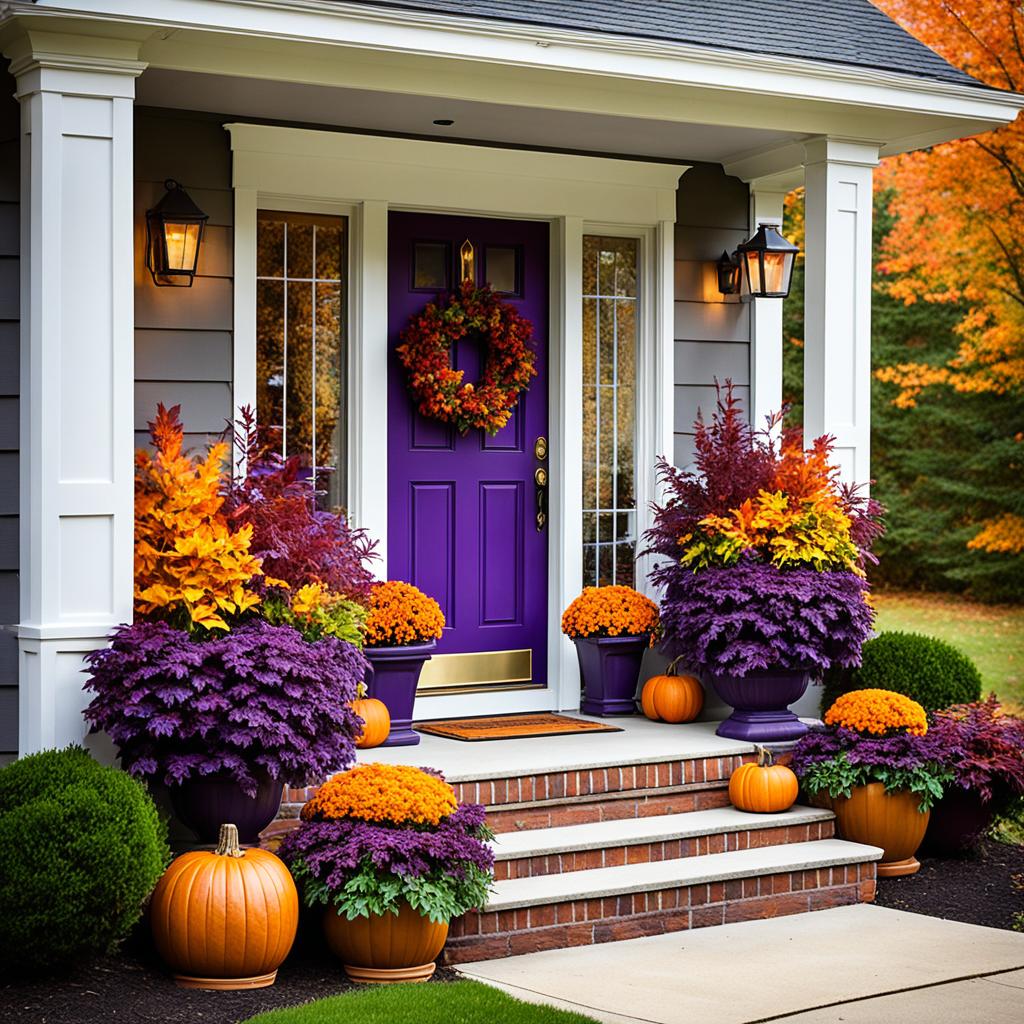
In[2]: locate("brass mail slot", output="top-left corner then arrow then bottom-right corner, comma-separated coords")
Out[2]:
417,648 -> 533,691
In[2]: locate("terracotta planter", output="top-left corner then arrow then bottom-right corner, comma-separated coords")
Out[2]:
705,669 -> 810,742
364,641 -> 436,746
323,902 -> 449,983
832,782 -> 930,877
169,771 -> 283,846
575,635 -> 648,716
921,786 -> 1001,857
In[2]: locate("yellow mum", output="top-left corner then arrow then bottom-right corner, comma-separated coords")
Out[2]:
301,763 -> 457,825
825,688 -> 928,737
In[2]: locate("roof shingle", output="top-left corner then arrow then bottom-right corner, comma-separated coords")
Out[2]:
355,0 -> 982,88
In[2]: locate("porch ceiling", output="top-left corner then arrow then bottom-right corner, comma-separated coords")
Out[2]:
136,67 -> 797,165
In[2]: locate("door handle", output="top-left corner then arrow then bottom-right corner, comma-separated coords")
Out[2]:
535,467 -> 548,531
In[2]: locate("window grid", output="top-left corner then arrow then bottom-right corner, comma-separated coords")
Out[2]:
582,237 -> 638,588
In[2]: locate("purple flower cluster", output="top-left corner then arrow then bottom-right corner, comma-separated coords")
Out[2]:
790,726 -> 949,776
83,619 -> 367,795
278,803 -> 494,889
653,561 -> 874,676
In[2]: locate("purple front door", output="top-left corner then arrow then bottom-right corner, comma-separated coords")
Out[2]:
387,212 -> 549,691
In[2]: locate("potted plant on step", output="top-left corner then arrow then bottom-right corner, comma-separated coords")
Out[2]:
561,585 -> 660,716
279,763 -> 494,983
84,405 -> 371,844
792,689 -> 953,876
922,696 -> 1024,854
646,384 -> 883,742
361,581 -> 445,746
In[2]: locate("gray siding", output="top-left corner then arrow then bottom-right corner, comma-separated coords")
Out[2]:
134,109 -> 234,450
0,62 -> 18,755
673,164 -> 750,467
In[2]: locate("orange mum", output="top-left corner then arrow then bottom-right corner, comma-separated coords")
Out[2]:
301,763 -> 457,825
362,580 -> 445,647
825,689 -> 928,737
561,586 -> 659,641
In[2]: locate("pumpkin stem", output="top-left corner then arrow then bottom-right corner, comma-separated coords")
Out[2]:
665,655 -> 685,677
215,823 -> 245,858
755,745 -> 775,768
356,682 -> 368,699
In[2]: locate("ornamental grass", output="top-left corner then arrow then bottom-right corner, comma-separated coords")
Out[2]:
561,585 -> 659,641
363,580 -> 445,647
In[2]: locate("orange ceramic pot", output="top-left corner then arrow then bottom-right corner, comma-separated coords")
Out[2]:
832,783 -> 930,877
323,902 -> 449,983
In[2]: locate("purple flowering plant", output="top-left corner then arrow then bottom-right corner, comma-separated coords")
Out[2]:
83,620 -> 367,796
791,726 -> 954,812
646,382 -> 884,677
279,797 -> 494,924
927,696 -> 1024,804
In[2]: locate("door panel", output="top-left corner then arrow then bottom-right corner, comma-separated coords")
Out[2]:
387,212 -> 549,692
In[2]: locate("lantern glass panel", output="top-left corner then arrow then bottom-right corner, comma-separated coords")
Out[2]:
163,221 -> 202,274
763,250 -> 794,296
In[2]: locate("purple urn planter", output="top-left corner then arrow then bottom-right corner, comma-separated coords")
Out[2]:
364,640 -> 436,746
705,669 -> 811,743
575,635 -> 647,716
921,786 -> 1001,856
169,771 -> 283,846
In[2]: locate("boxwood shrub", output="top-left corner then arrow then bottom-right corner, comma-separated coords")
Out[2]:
822,630 -> 984,714
0,746 -> 168,973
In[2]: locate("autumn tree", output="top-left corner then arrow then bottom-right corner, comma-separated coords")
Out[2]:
870,0 -> 1024,561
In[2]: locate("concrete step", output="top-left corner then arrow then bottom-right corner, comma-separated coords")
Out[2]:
446,839 -> 882,963
491,805 -> 836,879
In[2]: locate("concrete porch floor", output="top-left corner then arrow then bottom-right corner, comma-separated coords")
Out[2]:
457,904 -> 1024,1024
353,715 -> 756,779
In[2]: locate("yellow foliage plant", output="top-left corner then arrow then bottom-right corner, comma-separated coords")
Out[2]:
134,404 -> 266,631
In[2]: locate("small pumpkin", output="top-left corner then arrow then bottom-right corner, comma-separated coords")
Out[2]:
729,746 -> 799,814
150,823 -> 299,989
641,661 -> 704,723
352,682 -> 391,748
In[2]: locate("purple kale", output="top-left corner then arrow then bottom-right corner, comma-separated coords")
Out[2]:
651,560 -> 874,676
791,726 -> 950,776
83,620 -> 366,795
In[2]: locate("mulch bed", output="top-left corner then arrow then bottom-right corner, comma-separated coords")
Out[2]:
0,922 -> 458,1024
876,836 -> 1024,931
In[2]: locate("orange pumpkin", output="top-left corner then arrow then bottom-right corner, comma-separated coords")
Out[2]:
729,746 -> 799,813
150,823 -> 299,990
353,682 -> 391,748
641,665 -> 704,723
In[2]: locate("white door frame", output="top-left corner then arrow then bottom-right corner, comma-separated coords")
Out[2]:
229,124 -> 686,718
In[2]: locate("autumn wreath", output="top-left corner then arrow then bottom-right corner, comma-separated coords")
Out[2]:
396,279 -> 536,435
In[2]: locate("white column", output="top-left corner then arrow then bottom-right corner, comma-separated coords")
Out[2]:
802,138 -> 880,486
748,185 -> 787,434
9,47 -> 144,753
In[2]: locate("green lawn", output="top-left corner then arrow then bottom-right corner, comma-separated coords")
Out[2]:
244,979 -> 599,1024
873,590 -> 1024,709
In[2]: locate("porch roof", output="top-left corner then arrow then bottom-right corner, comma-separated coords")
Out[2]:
358,0 -> 982,90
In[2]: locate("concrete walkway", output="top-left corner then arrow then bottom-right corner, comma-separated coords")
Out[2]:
457,905 -> 1024,1024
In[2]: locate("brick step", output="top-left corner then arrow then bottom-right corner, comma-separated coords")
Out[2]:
445,839 -> 881,963
491,806 -> 835,880
280,750 -> 756,823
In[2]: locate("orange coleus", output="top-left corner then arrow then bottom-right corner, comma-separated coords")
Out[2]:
561,585 -> 659,641
135,404 -> 266,631
300,763 -> 457,825
825,689 -> 928,738
362,580 -> 445,647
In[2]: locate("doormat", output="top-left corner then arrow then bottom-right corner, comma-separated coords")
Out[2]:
415,713 -> 622,742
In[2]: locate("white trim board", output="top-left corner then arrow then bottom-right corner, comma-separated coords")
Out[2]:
229,123 -> 687,716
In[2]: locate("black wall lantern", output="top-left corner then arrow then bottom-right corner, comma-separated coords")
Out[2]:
145,179 -> 209,287
716,222 -> 799,299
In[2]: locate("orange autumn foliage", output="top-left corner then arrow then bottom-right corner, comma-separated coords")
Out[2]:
134,404 -> 265,631
869,0 -> 1024,558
